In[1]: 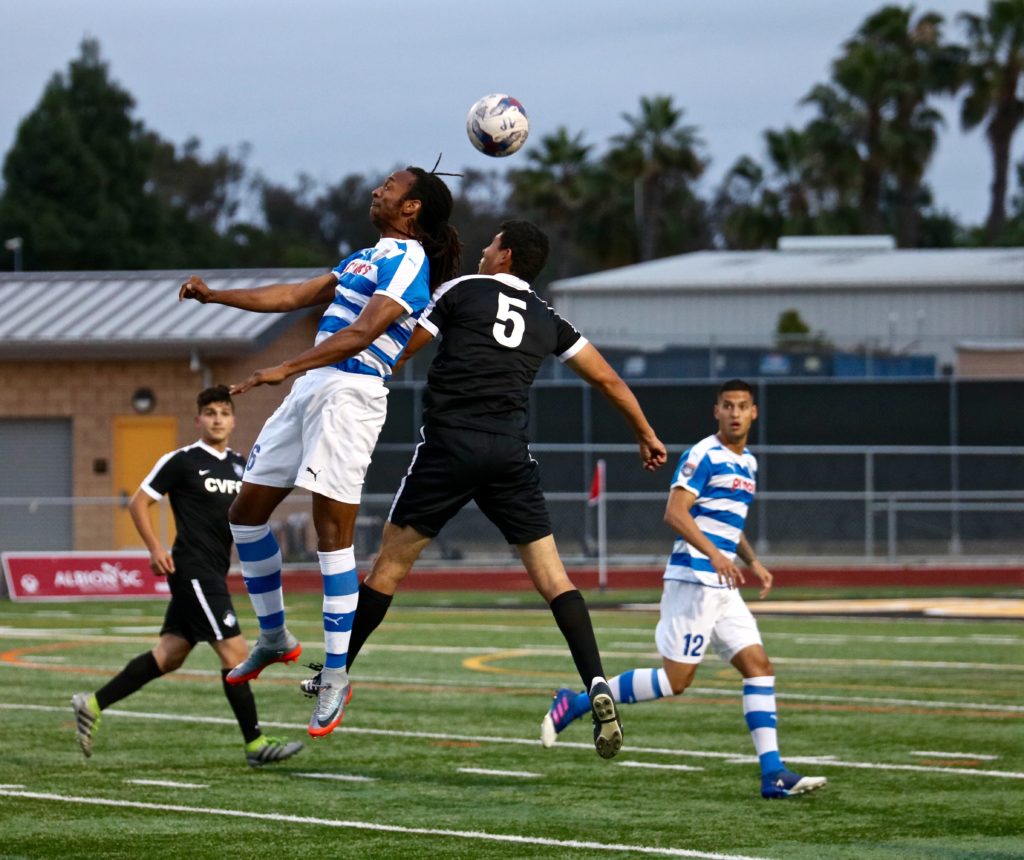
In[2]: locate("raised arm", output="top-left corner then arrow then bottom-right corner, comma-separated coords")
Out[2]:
179,272 -> 338,313
565,343 -> 667,471
392,324 -> 435,374
230,294 -> 407,394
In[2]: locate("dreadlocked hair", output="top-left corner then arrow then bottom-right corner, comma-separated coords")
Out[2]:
403,166 -> 463,291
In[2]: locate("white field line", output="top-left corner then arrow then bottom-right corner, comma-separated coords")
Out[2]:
293,772 -> 376,782
910,751 -> 1000,760
0,790 -> 773,860
4,702 -> 1023,780
617,761 -> 704,772
5,626 -> 1021,673
126,779 -> 208,789
457,767 -> 542,778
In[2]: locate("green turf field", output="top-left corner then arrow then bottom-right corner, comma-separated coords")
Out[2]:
1,591 -> 1022,859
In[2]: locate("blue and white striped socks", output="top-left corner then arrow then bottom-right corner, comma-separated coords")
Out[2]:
319,547 -> 358,682
231,523 -> 286,643
743,675 -> 783,775
569,667 -> 672,719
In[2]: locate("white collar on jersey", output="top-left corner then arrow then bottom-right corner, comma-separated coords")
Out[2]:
193,439 -> 231,460
491,272 -> 531,291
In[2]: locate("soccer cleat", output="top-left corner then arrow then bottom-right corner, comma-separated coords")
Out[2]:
245,736 -> 305,768
299,662 -> 324,698
540,688 -> 580,748
761,768 -> 828,799
589,680 -> 623,759
71,692 -> 99,758
307,676 -> 353,738
225,632 -> 302,685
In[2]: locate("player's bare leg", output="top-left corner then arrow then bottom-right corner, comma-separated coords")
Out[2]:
519,535 -> 622,758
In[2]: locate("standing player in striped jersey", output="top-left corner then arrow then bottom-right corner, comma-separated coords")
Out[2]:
179,167 -> 461,738
539,380 -> 828,798
324,220 -> 667,759
71,386 -> 304,766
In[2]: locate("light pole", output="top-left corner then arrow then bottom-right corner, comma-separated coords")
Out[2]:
4,237 -> 23,272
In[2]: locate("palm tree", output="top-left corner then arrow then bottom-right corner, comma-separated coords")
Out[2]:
508,127 -> 593,278
959,0 -> 1024,241
822,5 -> 962,242
607,95 -> 706,261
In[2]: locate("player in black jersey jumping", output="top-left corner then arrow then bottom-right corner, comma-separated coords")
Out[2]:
71,386 -> 304,767
332,220 -> 667,759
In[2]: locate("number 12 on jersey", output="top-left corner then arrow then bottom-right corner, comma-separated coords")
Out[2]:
493,293 -> 527,347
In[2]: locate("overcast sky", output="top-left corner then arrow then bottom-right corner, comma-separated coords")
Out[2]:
0,0 -> 1001,227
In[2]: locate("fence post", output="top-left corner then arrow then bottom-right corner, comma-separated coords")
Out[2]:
887,497 -> 898,562
865,450 -> 875,558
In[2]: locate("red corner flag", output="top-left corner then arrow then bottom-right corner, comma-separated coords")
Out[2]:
588,459 -> 606,507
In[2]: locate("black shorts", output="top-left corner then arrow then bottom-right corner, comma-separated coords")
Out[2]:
160,576 -> 242,645
389,425 -> 552,545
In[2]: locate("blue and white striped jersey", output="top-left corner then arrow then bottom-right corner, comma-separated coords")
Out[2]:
663,433 -> 757,587
313,238 -> 431,380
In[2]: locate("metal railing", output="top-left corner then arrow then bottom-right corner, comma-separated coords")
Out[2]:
2,444 -> 1022,566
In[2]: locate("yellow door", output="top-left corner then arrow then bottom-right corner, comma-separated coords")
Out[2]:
113,417 -> 179,550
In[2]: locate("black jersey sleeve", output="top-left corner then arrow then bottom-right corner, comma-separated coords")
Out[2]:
142,450 -> 183,498
552,310 -> 585,359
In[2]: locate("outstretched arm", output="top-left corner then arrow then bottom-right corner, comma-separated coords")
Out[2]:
179,272 -> 337,313
565,343 -> 667,471
230,293 -> 406,394
392,324 -> 435,374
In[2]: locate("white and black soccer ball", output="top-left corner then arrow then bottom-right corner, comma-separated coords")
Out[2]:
466,94 -> 529,157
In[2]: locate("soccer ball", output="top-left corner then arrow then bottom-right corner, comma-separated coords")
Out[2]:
466,94 -> 529,157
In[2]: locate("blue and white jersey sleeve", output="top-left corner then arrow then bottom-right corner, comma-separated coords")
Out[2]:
315,238 -> 432,380
664,434 -> 758,588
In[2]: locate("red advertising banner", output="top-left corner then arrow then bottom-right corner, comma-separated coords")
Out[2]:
1,552 -> 170,601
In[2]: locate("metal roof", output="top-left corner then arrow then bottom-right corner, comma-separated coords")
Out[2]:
0,268 -> 324,359
550,247 -> 1024,294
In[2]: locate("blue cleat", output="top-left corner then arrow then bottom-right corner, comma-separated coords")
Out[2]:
761,768 -> 828,799
540,688 -> 581,748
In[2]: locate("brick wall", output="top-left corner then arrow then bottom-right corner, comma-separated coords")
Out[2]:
0,313 -> 321,549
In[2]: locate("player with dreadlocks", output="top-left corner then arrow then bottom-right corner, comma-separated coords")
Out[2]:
179,166 -> 462,737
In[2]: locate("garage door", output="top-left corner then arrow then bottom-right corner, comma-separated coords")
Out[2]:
0,419 -> 72,552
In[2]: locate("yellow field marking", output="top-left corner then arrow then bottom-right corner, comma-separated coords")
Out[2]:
462,649 -> 565,678
754,597 -> 1024,619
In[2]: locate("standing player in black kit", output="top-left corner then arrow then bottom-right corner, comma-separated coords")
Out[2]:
71,386 -> 304,767
326,221 -> 667,758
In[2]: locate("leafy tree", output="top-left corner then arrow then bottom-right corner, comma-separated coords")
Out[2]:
959,0 -> 1024,241
0,38 -> 162,269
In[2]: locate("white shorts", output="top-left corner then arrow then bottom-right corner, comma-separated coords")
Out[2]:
243,370 -> 388,504
654,580 -> 763,665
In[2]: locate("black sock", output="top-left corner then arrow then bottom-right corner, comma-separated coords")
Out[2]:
221,669 -> 262,745
549,589 -> 605,689
95,651 -> 164,710
346,582 -> 393,671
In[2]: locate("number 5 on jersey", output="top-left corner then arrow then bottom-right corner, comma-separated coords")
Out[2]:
493,293 -> 527,348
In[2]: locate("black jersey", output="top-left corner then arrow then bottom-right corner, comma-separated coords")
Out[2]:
418,273 -> 586,440
140,440 -> 246,580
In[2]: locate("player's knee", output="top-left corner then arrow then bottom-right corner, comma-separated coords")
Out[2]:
669,677 -> 692,696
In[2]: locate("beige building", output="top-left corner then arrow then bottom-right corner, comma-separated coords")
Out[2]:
0,268 -> 321,552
